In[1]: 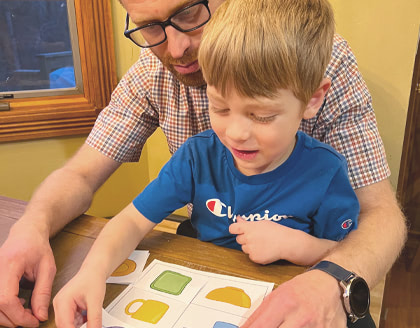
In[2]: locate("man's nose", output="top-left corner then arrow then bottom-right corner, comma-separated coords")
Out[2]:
165,26 -> 192,59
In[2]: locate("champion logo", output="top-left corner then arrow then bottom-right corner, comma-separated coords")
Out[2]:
341,219 -> 353,229
206,198 -> 292,222
206,198 -> 227,217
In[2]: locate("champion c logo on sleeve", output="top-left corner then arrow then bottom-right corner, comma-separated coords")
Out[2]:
341,219 -> 353,229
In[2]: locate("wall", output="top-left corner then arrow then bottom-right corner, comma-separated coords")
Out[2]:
1,0 -> 419,218
0,137 -> 149,217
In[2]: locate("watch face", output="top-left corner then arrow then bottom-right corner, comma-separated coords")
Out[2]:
349,277 -> 370,317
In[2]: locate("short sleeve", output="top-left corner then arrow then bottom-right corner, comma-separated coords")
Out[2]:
132,141 -> 195,223
313,163 -> 360,241
86,57 -> 159,162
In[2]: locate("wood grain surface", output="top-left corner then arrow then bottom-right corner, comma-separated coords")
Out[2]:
0,195 -> 384,327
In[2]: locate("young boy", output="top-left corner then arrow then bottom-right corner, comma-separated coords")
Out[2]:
53,0 -> 359,325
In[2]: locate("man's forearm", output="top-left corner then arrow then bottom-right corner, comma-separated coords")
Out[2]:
323,179 -> 407,287
15,167 -> 96,238
13,144 -> 121,239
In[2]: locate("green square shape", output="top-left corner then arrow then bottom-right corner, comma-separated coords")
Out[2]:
150,270 -> 192,295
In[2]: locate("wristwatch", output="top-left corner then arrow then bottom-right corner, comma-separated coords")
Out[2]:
309,260 -> 370,323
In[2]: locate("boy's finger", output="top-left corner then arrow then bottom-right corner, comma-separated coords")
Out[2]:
229,222 -> 242,234
53,298 -> 78,328
86,302 -> 102,328
241,244 -> 250,255
234,215 -> 246,223
235,234 -> 246,246
229,216 -> 247,234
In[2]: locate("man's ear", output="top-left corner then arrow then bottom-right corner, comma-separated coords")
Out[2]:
302,78 -> 331,119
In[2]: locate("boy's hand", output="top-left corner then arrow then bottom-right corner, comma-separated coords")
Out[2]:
229,216 -> 338,266
229,216 -> 298,264
53,271 -> 105,328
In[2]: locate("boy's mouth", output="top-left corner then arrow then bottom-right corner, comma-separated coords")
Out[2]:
231,148 -> 259,160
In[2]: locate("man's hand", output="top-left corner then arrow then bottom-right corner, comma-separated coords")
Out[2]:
240,269 -> 347,328
53,271 -> 106,328
0,224 -> 56,327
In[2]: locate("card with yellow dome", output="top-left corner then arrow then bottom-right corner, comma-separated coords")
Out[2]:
106,250 -> 150,285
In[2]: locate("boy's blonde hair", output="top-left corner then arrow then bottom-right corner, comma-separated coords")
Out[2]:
198,0 -> 335,104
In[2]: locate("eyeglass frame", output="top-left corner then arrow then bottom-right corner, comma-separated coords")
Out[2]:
124,0 -> 211,48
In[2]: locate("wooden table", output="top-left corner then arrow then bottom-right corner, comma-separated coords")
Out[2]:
0,196 -> 384,327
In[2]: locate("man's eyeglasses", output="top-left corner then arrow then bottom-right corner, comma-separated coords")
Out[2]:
124,0 -> 211,48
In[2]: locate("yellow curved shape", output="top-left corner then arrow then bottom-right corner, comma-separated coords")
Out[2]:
206,286 -> 251,308
111,259 -> 137,277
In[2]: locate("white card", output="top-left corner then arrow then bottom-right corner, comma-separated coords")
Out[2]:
106,250 -> 149,285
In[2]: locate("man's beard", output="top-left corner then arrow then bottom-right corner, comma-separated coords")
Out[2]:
160,50 -> 206,87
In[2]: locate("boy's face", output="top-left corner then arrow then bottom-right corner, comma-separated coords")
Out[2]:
121,0 -> 224,86
207,85 -> 311,176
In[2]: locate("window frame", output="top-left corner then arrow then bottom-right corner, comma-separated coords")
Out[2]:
0,0 -> 117,142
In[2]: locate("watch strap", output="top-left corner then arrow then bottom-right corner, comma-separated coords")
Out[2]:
310,260 -> 354,282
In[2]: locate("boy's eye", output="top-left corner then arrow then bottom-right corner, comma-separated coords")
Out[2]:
210,106 -> 229,114
251,114 -> 277,123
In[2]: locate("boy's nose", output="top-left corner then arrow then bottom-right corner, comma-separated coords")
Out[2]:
226,118 -> 251,142
165,26 -> 192,59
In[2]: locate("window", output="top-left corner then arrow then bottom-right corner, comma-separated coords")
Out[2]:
0,0 -> 80,94
0,0 -> 117,142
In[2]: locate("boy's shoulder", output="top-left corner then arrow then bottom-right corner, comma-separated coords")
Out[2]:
172,129 -> 223,164
186,129 -> 218,143
298,131 -> 347,165
180,129 -> 221,152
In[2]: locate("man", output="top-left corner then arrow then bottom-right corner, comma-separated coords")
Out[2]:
0,0 -> 406,327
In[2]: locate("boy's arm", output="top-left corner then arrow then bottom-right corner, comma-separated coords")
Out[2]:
230,218 -> 337,266
78,203 -> 156,280
53,202 -> 156,328
279,230 -> 338,266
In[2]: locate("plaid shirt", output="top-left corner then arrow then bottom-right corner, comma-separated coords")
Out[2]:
87,34 -> 390,189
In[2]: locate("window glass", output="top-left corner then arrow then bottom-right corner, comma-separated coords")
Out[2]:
0,0 -> 116,142
0,0 -> 81,95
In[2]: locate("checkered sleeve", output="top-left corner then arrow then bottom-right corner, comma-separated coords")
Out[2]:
86,58 -> 160,162
310,35 -> 390,189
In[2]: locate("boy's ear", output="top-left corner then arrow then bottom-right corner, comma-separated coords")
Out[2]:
303,78 -> 331,119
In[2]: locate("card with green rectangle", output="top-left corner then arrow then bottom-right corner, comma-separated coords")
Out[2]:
150,270 -> 192,295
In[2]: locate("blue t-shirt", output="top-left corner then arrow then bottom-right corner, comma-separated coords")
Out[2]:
133,130 -> 359,250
